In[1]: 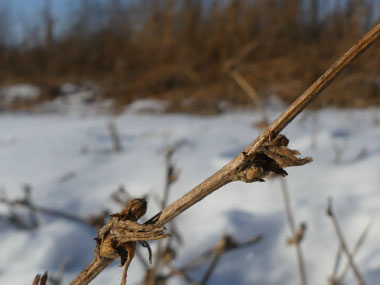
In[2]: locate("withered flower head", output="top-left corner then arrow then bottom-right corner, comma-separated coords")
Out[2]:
114,198 -> 147,221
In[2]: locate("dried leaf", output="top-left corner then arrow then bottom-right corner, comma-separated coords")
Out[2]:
139,241 -> 153,263
234,135 -> 312,183
95,198 -> 170,284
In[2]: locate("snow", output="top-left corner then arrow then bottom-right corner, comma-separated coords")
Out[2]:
38,82 -> 111,115
0,84 -> 40,104
0,107 -> 380,284
126,99 -> 168,114
0,82 -> 112,114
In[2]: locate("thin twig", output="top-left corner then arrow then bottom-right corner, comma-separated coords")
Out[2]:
0,196 -> 97,228
195,236 -> 261,275
223,40 -> 260,71
327,198 -> 366,285
168,235 -> 261,284
199,236 -> 239,285
166,264 -> 200,284
24,185 -> 39,228
107,121 -> 123,152
230,53 -> 308,285
330,245 -> 343,283
280,179 -> 308,285
200,254 -> 221,285
49,256 -> 70,285
71,22 -> 380,284
148,146 -> 180,284
338,221 -> 371,281
152,21 -> 380,227
230,69 -> 270,124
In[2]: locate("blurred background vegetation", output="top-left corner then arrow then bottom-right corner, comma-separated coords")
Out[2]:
1,0 -> 380,113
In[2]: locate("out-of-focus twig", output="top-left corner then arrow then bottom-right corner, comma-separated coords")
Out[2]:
223,40 -> 261,72
165,263 -> 199,284
280,179 -> 308,285
286,222 -> 307,245
111,185 -> 131,206
329,245 -> 343,285
0,188 -> 109,229
107,121 -> 123,152
199,236 -> 238,285
327,198 -> 366,285
230,69 -> 270,125
0,185 -> 39,229
33,272 -> 48,285
177,234 -> 261,284
148,145 -> 181,285
338,221 -> 371,280
49,256 -> 70,285
229,59 -> 308,285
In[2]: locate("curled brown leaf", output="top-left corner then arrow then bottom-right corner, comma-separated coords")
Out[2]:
93,198 -> 170,284
234,135 -> 312,183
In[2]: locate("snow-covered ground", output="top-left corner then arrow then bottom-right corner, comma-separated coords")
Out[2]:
0,85 -> 40,108
0,106 -> 380,284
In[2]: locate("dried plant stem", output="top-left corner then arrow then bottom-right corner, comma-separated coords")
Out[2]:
280,179 -> 307,285
327,198 -> 365,285
331,223 -> 370,284
108,121 -> 123,152
71,22 -> 380,284
147,147 -> 179,285
166,264 -> 199,284
0,197 -> 90,226
161,150 -> 174,209
200,254 -> 221,285
153,22 -> 380,227
50,256 -> 70,284
230,70 -> 269,124
223,40 -> 260,71
179,235 -> 261,284
338,222 -> 371,280
71,257 -> 113,285
230,60 -> 307,285
330,246 -> 343,282
72,198 -> 171,285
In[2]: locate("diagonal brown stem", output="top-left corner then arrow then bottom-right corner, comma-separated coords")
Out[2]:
71,22 -> 380,284
71,257 -> 113,285
230,58 -> 308,285
155,21 -> 380,226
